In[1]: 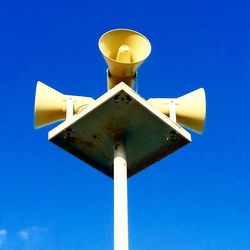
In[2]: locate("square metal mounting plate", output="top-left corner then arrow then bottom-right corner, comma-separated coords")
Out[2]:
49,82 -> 191,178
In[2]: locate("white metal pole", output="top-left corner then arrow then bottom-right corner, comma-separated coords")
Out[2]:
114,140 -> 129,250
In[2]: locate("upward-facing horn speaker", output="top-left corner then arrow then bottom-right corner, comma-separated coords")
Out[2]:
99,29 -> 151,89
34,81 -> 94,128
147,88 -> 206,133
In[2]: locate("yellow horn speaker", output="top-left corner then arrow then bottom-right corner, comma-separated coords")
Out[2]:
34,81 -> 94,128
99,29 -> 151,89
147,88 -> 206,133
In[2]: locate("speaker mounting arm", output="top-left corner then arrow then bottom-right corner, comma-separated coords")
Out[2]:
168,101 -> 177,123
65,97 -> 74,120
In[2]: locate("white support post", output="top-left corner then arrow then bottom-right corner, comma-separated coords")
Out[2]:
114,140 -> 129,250
169,101 -> 177,123
66,98 -> 74,120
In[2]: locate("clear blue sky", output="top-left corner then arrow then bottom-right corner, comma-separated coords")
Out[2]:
1,0 -> 250,249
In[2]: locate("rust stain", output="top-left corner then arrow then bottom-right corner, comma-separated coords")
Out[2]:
100,116 -> 130,139
66,136 -> 96,149
80,140 -> 95,148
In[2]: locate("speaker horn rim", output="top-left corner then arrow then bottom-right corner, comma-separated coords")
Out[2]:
98,28 -> 152,65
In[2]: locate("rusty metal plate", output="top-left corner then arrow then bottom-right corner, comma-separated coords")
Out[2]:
49,83 -> 191,178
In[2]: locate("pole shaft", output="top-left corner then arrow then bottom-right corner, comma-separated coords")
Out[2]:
114,141 -> 128,250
